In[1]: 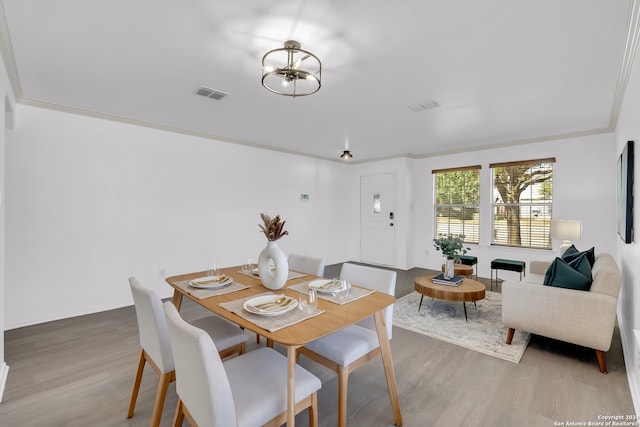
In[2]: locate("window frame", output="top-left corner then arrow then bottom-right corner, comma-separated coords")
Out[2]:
432,165 -> 481,244
490,158 -> 555,250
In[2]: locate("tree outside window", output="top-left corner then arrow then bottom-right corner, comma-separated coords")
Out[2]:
433,166 -> 480,244
491,158 -> 554,249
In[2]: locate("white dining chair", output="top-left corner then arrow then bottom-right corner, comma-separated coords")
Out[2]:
163,301 -> 322,427
127,277 -> 248,427
288,253 -> 326,277
297,263 -> 397,427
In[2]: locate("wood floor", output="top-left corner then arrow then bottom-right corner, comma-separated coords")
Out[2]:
0,264 -> 634,426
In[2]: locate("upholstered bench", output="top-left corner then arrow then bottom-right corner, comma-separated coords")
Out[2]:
458,255 -> 478,280
490,259 -> 526,290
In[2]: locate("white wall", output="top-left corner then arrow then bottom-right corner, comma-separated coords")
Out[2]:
3,102 -> 623,326
613,34 -> 640,413
0,51 -> 14,401
4,105 -> 359,329
410,133 -> 618,281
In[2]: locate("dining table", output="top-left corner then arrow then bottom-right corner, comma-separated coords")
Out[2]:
166,266 -> 403,427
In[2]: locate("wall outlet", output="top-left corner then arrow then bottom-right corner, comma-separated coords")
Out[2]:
158,269 -> 166,278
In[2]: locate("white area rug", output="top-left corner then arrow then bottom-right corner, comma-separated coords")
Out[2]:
393,291 -> 530,363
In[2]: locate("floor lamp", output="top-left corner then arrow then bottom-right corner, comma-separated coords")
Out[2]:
550,219 -> 583,254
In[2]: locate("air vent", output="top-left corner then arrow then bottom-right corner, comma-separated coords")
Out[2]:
195,86 -> 228,100
409,100 -> 438,112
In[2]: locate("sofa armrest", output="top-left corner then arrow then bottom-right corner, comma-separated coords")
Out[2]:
502,281 -> 618,351
529,261 -> 550,275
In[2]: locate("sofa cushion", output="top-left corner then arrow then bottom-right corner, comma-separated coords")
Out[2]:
543,254 -> 593,291
561,245 -> 596,267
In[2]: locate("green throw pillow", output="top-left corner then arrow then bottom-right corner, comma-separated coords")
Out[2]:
567,252 -> 593,279
543,255 -> 593,291
561,244 -> 580,258
561,245 -> 596,267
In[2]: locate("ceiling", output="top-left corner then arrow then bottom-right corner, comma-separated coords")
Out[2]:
0,0 -> 635,162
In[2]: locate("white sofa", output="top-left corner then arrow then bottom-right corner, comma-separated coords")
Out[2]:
502,253 -> 622,373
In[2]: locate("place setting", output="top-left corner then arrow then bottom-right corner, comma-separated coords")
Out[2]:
171,263 -> 250,299
219,290 -> 325,332
237,258 -> 309,282
289,278 -> 375,305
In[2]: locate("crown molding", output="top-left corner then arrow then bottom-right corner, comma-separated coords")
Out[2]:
19,97 -> 343,163
0,1 -> 22,100
405,127 -> 613,160
0,1 -> 634,165
609,0 -> 640,130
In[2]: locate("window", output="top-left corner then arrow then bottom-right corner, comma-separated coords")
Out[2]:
433,165 -> 480,243
490,158 -> 554,249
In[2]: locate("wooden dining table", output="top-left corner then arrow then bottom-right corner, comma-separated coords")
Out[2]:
166,266 -> 403,427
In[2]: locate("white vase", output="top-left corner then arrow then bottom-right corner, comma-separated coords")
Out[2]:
258,241 -> 289,290
444,257 -> 455,279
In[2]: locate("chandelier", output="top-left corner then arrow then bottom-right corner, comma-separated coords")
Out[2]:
262,40 -> 321,97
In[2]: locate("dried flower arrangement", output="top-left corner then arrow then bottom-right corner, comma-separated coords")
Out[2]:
259,213 -> 289,241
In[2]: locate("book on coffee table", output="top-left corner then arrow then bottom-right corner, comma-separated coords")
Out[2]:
432,274 -> 464,286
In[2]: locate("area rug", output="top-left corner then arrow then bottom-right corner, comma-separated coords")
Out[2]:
393,291 -> 530,363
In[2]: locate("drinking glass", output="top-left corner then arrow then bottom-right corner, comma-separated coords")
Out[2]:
207,263 -> 220,277
242,258 -> 254,274
333,280 -> 350,302
299,288 -> 318,312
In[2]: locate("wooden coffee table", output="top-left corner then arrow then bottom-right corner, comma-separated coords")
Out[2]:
414,274 -> 486,321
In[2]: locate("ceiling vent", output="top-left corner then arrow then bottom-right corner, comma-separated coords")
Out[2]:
409,100 -> 438,112
195,86 -> 228,100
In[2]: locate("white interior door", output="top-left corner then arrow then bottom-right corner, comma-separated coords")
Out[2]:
360,173 -> 396,266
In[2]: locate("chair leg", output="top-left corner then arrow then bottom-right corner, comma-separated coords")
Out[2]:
337,366 -> 349,427
309,392 -> 319,427
596,350 -> 608,374
127,349 -> 146,418
150,372 -> 173,427
505,328 -> 515,345
172,399 -> 185,427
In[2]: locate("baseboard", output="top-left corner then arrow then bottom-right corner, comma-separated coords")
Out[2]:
4,298 -> 142,330
0,362 -> 9,402
618,311 -> 640,416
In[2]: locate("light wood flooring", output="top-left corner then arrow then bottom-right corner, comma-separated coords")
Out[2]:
0,264 -> 634,426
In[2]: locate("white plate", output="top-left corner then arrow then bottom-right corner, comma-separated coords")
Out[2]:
189,275 -> 233,289
243,294 -> 298,316
252,267 -> 275,276
308,279 -> 352,294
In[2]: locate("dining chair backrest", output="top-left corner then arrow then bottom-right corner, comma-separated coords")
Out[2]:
129,277 -> 174,373
288,253 -> 326,277
163,301 -> 237,427
339,263 -> 397,338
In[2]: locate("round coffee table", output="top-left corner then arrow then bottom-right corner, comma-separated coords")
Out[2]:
414,275 -> 486,321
